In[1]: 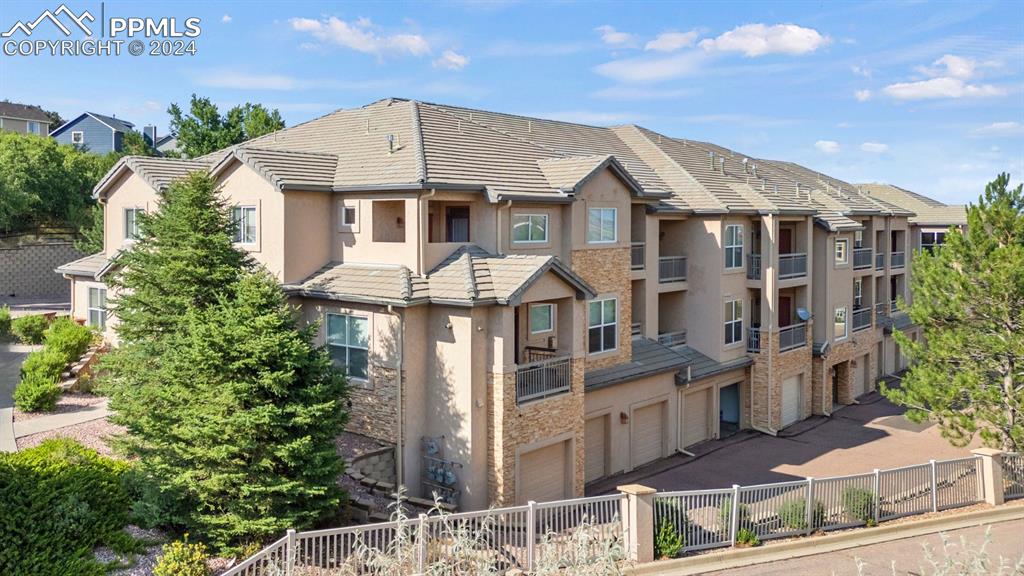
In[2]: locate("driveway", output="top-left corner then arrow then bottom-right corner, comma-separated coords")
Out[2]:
590,392 -> 979,493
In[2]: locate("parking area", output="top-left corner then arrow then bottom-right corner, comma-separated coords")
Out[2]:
591,391 -> 980,494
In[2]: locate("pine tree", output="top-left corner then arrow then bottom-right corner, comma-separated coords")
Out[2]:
883,173 -> 1024,451
112,271 -> 349,551
105,172 -> 251,344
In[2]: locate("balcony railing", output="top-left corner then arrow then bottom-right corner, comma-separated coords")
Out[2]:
657,330 -> 687,347
658,256 -> 687,283
523,346 -> 558,363
516,356 -> 571,404
747,327 -> 761,353
875,253 -> 885,270
853,247 -> 873,270
631,242 -> 645,270
778,253 -> 808,279
747,253 -> 762,280
890,300 -> 899,313
631,322 -> 642,336
890,251 -> 906,269
852,307 -> 872,332
779,323 -> 807,352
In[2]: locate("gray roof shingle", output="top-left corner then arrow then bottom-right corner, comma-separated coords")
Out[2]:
0,101 -> 50,123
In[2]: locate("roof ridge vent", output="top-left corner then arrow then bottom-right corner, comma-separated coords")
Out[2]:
528,120 -> 533,133
709,150 -> 716,170
365,119 -> 370,134
742,157 -> 749,173
719,157 -> 725,175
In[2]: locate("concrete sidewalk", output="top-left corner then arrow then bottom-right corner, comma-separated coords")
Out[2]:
12,399 -> 110,438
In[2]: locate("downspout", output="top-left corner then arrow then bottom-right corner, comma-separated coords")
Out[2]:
418,189 -> 437,275
387,304 -> 405,490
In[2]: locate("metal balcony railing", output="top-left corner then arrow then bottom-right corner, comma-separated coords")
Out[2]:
852,307 -> 872,332
516,356 -> 571,404
853,248 -> 873,270
875,253 -> 885,270
891,251 -> 906,269
778,253 -> 808,279
875,301 -> 887,319
631,242 -> 645,270
657,330 -> 687,347
747,327 -> 761,352
658,256 -> 687,283
779,323 -> 807,352
890,300 -> 899,313
747,253 -> 762,280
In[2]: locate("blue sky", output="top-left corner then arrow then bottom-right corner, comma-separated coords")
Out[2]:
1,0 -> 1022,204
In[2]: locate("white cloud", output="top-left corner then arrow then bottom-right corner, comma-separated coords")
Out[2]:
595,25 -> 637,47
882,77 -> 1006,100
860,142 -> 889,153
593,51 -> 706,83
433,49 -> 469,70
699,24 -> 830,57
142,100 -> 163,112
815,140 -> 841,154
854,89 -> 872,102
221,14 -> 232,23
591,85 -> 696,101
919,54 -> 975,79
971,121 -> 1024,137
851,64 -> 871,77
289,16 -> 430,56
645,31 -> 698,52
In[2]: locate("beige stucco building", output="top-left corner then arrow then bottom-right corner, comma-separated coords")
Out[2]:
58,99 -> 937,510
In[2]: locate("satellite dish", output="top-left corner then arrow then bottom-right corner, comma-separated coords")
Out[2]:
796,307 -> 812,322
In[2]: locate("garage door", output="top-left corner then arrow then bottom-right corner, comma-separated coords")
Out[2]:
781,375 -> 802,428
585,416 -> 607,483
518,441 -> 568,504
632,402 -> 665,468
683,388 -> 710,448
853,355 -> 868,398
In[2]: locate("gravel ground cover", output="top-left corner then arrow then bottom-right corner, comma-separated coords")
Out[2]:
13,392 -> 105,422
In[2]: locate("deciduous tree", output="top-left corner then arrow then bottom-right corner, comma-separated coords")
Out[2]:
168,95 -> 284,158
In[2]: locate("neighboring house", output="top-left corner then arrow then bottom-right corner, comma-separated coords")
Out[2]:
50,112 -> 135,154
154,134 -> 180,156
0,101 -> 51,136
57,98 -> 921,512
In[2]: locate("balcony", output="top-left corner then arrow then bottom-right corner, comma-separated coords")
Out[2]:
853,248 -> 873,270
747,253 -> 762,280
657,330 -> 687,347
778,253 -> 808,279
658,256 -> 687,283
631,242 -> 645,270
779,323 -> 807,352
747,327 -> 761,353
875,253 -> 885,270
890,251 -> 906,269
890,300 -> 899,313
875,301 -> 887,319
515,356 -> 571,404
852,307 -> 872,332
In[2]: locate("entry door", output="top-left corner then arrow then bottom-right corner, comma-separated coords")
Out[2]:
683,389 -> 710,448
519,441 -> 568,504
781,375 -> 802,427
779,296 -> 793,327
632,402 -> 665,468
779,228 -> 793,254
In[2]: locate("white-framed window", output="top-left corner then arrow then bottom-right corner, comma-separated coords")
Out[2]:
231,206 -> 257,244
529,303 -> 554,334
27,121 -> 40,135
724,298 -> 743,345
834,306 -> 848,340
921,231 -> 946,252
340,203 -> 359,229
724,224 -> 744,269
588,298 -> 617,354
124,207 -> 144,240
587,208 -> 617,244
327,313 -> 369,382
835,238 -> 849,264
854,278 -> 863,310
512,214 -> 548,244
854,230 -> 864,249
71,130 -> 84,144
88,287 -> 107,329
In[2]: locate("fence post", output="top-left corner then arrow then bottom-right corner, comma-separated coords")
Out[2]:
804,477 -> 815,535
416,513 -> 428,573
971,448 -> 1005,505
285,528 -> 296,576
872,469 -> 881,522
930,459 -> 938,512
729,484 -> 741,545
617,484 -> 656,564
526,500 -> 537,570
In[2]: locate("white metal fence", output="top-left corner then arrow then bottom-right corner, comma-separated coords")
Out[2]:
225,455 -> 995,575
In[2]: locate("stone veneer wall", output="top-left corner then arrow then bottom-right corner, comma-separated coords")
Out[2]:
0,241 -> 82,299
487,359 -> 586,506
570,247 -> 632,372
346,365 -> 401,444
749,322 -> 814,431
811,330 -> 880,413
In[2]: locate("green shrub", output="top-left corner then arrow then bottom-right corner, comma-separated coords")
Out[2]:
0,439 -> 134,575
14,372 -> 61,412
44,317 -> 92,363
718,497 -> 750,533
21,348 -> 69,381
11,314 -> 49,344
654,518 -> 684,559
0,306 -> 10,338
735,527 -> 760,547
776,498 -> 825,531
842,486 -> 876,523
154,535 -> 211,576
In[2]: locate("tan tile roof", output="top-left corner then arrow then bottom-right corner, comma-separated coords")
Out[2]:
857,183 -> 966,226
212,147 -> 338,191
55,252 -> 110,280
283,263 -> 428,306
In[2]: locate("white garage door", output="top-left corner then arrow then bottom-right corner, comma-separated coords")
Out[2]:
518,441 -> 568,504
853,355 -> 868,398
585,416 -> 607,483
781,374 -> 802,428
632,402 -> 665,468
683,388 -> 710,448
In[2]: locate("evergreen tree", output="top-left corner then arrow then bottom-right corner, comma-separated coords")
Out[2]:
883,173 -> 1024,451
110,271 -> 348,551
104,172 -> 251,343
